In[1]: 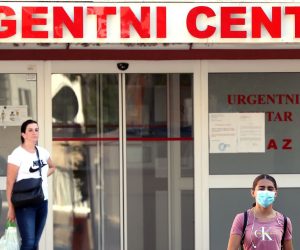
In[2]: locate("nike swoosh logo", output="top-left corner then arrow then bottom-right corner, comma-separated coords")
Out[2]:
29,162 -> 47,173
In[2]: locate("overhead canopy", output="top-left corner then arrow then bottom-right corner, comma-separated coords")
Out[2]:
1,43 -> 300,50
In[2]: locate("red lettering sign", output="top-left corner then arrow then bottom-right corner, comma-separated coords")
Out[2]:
53,7 -> 83,38
285,7 -> 300,38
283,139 -> 292,150
22,7 -> 48,38
156,7 -> 166,38
120,7 -> 150,38
0,6 -> 16,38
267,139 -> 278,150
186,6 -> 216,38
0,4 -> 300,42
87,7 -> 116,38
221,7 -> 246,38
252,7 -> 281,38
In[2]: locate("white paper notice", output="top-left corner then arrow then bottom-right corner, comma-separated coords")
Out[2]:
209,113 -> 265,153
0,106 -> 28,126
238,113 -> 265,153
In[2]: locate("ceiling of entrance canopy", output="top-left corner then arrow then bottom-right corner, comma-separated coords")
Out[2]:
0,43 -> 191,50
1,43 -> 300,50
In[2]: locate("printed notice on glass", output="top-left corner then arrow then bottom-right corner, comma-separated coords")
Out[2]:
0,106 -> 28,126
209,113 -> 265,153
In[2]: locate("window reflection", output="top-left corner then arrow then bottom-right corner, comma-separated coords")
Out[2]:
125,73 -> 194,250
52,72 -> 194,250
0,74 -> 36,243
52,74 -> 120,250
0,74 -> 36,176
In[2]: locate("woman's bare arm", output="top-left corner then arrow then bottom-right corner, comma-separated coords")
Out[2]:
6,163 -> 18,221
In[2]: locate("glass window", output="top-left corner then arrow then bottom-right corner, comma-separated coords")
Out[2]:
125,73 -> 194,250
181,190 -> 194,250
0,73 -> 37,176
0,73 -> 37,240
209,73 -> 300,174
52,72 -> 194,250
52,74 -> 120,250
0,191 -> 7,236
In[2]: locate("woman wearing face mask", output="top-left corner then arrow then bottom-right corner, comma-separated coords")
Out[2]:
227,174 -> 293,250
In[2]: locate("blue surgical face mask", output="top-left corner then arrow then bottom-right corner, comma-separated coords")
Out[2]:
256,190 -> 276,208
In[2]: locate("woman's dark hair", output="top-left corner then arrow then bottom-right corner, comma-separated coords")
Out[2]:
252,174 -> 277,207
21,119 -> 38,143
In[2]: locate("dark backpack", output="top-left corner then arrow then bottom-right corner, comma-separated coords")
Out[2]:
240,211 -> 287,249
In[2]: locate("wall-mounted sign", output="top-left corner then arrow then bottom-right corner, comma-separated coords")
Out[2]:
209,113 -> 265,153
0,106 -> 28,126
1,2 -> 300,43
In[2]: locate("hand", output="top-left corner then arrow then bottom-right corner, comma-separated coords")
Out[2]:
7,206 -> 16,222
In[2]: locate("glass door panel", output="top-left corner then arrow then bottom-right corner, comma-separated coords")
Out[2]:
0,73 -> 37,236
52,71 -> 194,250
125,73 -> 194,250
52,74 -> 120,250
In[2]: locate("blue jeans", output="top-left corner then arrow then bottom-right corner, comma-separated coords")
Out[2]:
15,200 -> 48,250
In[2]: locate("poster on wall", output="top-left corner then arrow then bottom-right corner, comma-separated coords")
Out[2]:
0,106 -> 28,126
209,113 -> 265,153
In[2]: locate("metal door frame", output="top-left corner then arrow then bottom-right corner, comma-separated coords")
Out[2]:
48,60 -> 201,250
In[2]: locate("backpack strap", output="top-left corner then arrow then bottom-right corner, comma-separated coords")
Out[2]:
241,211 -> 248,247
281,215 -> 287,249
